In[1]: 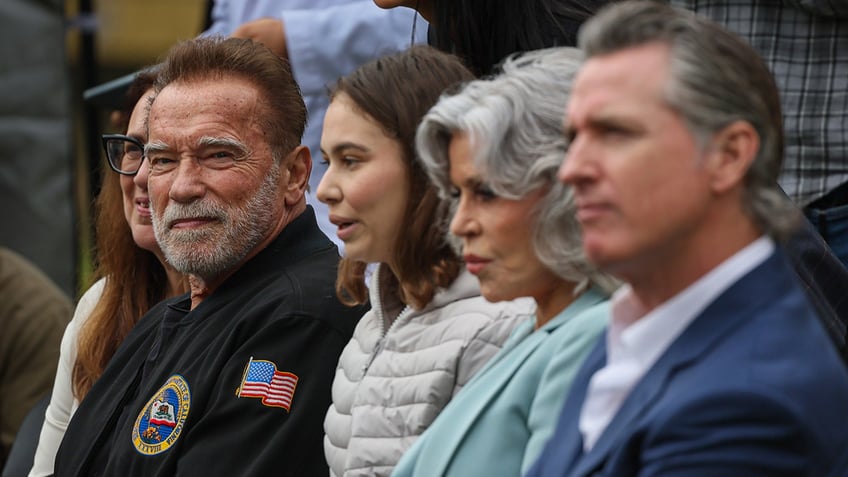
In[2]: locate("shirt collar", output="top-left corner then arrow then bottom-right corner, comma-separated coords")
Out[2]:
607,236 -> 775,367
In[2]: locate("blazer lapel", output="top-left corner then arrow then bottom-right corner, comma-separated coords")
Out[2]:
428,327 -> 548,476
545,339 -> 607,475
432,290 -> 607,476
571,252 -> 786,477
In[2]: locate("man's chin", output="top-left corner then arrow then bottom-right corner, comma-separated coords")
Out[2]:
163,227 -> 218,244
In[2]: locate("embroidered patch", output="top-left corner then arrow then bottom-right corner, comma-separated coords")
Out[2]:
236,357 -> 299,412
132,374 -> 191,455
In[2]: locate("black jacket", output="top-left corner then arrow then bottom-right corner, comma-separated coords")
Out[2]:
55,207 -> 366,476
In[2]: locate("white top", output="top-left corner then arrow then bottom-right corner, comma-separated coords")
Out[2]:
579,237 -> 775,451
29,278 -> 105,477
322,265 -> 530,477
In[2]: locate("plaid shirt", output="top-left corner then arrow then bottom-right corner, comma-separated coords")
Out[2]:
668,1 -> 848,205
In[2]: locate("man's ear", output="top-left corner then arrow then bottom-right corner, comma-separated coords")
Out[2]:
705,120 -> 759,195
282,145 -> 311,206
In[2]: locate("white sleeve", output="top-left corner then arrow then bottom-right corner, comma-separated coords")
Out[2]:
281,3 -> 428,96
28,278 -> 105,477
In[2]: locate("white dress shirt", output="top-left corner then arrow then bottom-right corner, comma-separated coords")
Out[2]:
579,237 -> 775,451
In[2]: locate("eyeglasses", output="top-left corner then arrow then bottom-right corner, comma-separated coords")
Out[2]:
102,134 -> 145,175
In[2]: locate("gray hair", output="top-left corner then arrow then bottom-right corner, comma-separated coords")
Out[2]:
579,0 -> 799,240
416,47 -> 619,294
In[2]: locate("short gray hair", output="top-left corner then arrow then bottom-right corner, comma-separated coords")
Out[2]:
416,47 -> 619,294
579,0 -> 799,240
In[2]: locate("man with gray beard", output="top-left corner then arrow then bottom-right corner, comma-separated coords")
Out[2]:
53,37 -> 365,476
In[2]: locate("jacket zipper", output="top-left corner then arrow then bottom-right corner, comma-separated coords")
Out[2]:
361,303 -> 412,375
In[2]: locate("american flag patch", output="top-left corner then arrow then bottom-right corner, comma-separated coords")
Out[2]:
237,357 -> 298,412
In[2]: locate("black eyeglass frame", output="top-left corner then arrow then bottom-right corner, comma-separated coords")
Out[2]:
101,134 -> 145,176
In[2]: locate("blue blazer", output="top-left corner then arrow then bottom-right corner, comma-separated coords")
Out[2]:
392,289 -> 609,477
526,250 -> 848,477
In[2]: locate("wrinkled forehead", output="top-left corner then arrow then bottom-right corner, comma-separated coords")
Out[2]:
149,77 -> 262,121
567,44 -> 673,121
147,78 -> 264,141
581,44 -> 669,95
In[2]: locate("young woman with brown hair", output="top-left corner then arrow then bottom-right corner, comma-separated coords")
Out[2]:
317,45 -> 531,477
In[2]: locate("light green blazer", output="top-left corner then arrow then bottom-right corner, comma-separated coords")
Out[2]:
391,288 -> 609,477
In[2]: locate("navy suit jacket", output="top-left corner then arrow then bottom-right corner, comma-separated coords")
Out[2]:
526,250 -> 848,477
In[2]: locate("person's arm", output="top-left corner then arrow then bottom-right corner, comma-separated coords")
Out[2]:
29,279 -> 104,477
172,312 -> 351,476
231,3 -> 426,96
284,2 -> 426,95
637,390 -> 816,477
230,17 -> 288,58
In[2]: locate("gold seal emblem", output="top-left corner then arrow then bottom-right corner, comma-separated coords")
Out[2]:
131,375 -> 191,455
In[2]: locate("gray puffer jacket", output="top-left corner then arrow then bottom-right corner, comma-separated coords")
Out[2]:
323,265 -> 532,477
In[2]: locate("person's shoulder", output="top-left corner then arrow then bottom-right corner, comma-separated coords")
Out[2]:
655,296 -> 848,431
262,239 -> 340,293
638,380 -> 848,476
727,269 -> 841,373
0,247 -> 47,282
422,294 -> 533,334
628,317 -> 848,474
64,277 -> 108,337
559,297 -> 610,332
698,248 -> 841,373
543,299 -> 608,353
75,277 -> 107,312
402,296 -> 531,357
428,270 -> 535,323
0,247 -> 71,312
239,251 -> 365,338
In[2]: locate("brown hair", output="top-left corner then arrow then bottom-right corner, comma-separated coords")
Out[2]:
73,68 -> 188,399
332,45 -> 474,309
153,36 -> 307,160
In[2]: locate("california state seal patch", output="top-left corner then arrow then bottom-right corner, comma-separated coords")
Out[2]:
132,374 -> 191,455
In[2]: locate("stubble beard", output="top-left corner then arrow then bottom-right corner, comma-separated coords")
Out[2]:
152,164 -> 282,281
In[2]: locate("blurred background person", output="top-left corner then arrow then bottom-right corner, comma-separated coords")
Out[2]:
29,69 -> 187,477
372,0 -> 617,75
0,248 -> 71,471
318,45 -> 531,477
393,47 -> 617,477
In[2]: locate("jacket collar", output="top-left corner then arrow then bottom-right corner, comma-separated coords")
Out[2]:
569,250 -> 795,476
369,265 -> 482,322
428,288 -> 607,476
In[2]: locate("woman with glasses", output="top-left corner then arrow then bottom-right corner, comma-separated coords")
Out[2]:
29,70 -> 187,477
